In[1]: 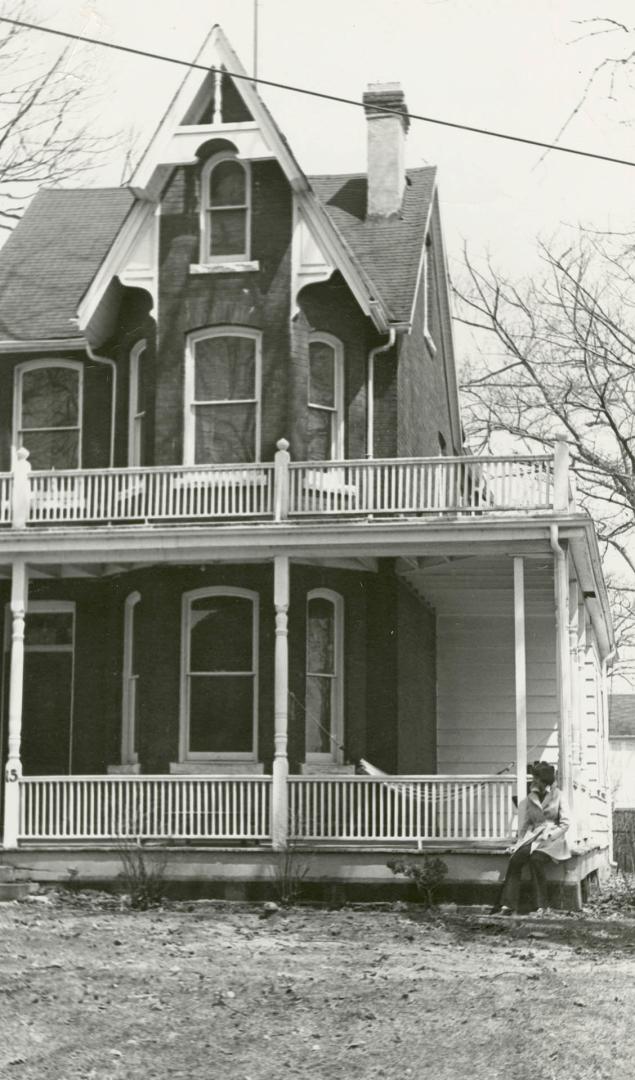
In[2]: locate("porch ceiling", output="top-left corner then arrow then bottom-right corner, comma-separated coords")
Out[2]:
397,555 -> 555,615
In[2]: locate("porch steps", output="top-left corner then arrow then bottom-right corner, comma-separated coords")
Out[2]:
0,863 -> 30,901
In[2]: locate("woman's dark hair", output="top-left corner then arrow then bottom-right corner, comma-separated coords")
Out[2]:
530,760 -> 556,786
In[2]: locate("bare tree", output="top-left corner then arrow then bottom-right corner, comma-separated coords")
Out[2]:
455,235 -> 635,675
0,4 -> 110,230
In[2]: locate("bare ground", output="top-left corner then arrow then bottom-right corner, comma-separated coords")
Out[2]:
2,893 -> 635,1080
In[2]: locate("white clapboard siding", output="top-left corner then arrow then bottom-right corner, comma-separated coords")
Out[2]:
409,557 -> 558,776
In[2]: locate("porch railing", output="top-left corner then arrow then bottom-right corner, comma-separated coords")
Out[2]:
288,775 -> 514,845
1,441 -> 574,527
15,774 -> 513,845
18,775 -> 272,842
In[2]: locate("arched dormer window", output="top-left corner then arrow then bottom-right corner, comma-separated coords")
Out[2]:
305,589 -> 344,764
14,359 -> 83,470
200,153 -> 251,264
307,333 -> 344,461
184,327 -> 261,465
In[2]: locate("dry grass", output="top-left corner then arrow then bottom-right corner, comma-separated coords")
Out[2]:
1,894 -> 635,1079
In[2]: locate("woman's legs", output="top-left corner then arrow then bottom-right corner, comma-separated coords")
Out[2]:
500,843 -> 532,912
529,851 -> 551,910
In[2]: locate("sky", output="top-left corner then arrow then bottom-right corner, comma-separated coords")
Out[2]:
24,0 -> 635,285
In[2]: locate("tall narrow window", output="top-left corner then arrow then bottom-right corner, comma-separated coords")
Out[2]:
200,154 -> 250,263
14,360 -> 82,469
305,590 -> 344,762
307,334 -> 344,461
121,592 -> 141,766
181,588 -> 258,761
184,328 -> 261,464
128,341 -> 147,467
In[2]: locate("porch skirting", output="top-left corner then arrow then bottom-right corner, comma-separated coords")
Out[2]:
0,843 -> 610,911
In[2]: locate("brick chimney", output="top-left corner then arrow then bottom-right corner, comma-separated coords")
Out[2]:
362,82 -> 410,218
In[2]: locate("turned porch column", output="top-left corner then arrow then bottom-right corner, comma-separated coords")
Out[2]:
3,560 -> 28,848
271,555 -> 290,849
513,557 -> 528,806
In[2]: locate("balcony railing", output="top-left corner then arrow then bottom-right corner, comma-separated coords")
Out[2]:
2,441 -> 574,528
17,773 -> 513,845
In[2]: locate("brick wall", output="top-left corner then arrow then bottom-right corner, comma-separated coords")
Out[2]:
397,210 -> 457,457
0,564 -> 438,778
294,275 -> 378,460
156,158 -> 292,464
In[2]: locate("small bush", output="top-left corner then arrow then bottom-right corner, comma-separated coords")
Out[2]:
387,855 -> 448,907
270,844 -> 309,907
117,840 -> 167,910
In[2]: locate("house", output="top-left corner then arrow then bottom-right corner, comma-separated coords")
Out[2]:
0,26 -> 613,907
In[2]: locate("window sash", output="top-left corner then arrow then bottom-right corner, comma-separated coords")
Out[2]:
15,362 -> 83,470
200,155 -> 251,264
184,330 -> 261,465
181,589 -> 259,761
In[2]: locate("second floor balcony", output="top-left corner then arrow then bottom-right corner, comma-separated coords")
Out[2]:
1,441 -> 575,530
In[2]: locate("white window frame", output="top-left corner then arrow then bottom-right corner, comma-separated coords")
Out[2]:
179,586 -> 259,762
2,600 -> 76,774
305,588 -> 344,764
307,333 -> 345,460
199,152 -> 251,265
128,340 -> 146,467
13,358 -> 84,469
121,591 -> 141,766
183,326 -> 262,464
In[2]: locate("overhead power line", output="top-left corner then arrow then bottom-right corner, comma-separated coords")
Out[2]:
2,14 -> 635,171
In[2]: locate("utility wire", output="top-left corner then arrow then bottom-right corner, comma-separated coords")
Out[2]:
3,14 -> 635,171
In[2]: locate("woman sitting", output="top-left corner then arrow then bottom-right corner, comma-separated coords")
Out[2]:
495,761 -> 570,915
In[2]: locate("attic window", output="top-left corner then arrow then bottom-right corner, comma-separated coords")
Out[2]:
200,153 -> 250,263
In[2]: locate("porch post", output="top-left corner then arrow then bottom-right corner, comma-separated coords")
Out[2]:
552,533 -> 573,807
3,559 -> 28,848
272,555 -> 289,849
513,557 -> 527,805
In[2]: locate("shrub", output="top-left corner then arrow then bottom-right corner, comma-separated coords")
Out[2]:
117,840 -> 167,910
387,855 -> 448,907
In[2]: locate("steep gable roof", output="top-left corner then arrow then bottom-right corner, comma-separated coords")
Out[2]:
308,167 -> 436,323
0,187 -> 135,344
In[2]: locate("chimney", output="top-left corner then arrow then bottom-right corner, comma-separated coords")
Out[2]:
362,82 -> 410,218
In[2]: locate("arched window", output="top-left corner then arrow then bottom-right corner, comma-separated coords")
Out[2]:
128,341 -> 147,467
307,334 -> 344,461
200,154 -> 250,263
305,590 -> 344,763
184,328 -> 261,464
121,592 -> 141,766
180,587 -> 259,761
14,359 -> 83,470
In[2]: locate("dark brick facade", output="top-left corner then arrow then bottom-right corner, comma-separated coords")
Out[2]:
0,564 -> 437,778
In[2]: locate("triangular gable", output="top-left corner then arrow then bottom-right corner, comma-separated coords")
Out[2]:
78,26 -> 392,334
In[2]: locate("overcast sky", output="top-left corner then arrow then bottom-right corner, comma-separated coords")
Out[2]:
28,0 -> 635,284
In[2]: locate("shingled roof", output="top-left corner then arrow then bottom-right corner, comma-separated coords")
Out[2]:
610,694 -> 635,739
308,166 -> 436,323
0,187 -> 135,344
0,166 -> 435,342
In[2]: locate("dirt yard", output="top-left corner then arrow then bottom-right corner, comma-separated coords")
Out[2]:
2,892 -> 635,1080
